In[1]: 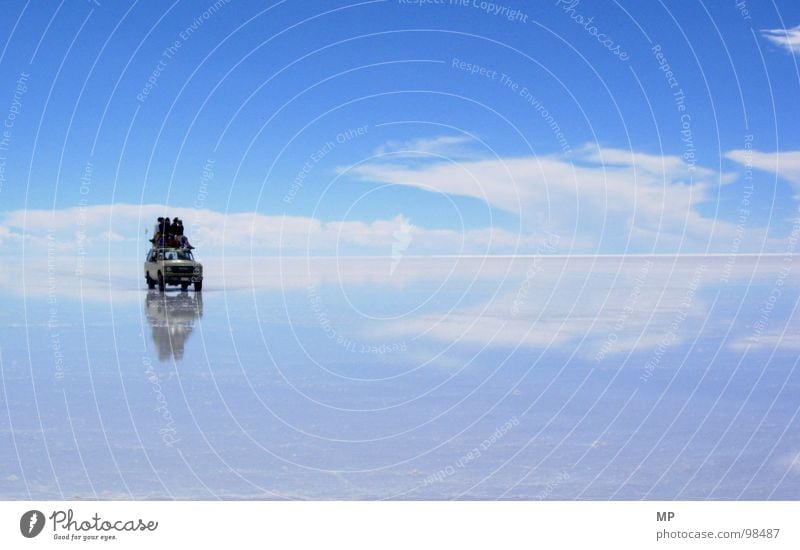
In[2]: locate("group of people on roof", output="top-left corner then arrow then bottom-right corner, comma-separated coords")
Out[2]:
151,216 -> 194,249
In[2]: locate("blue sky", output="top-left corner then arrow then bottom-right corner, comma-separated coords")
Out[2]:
1,0 -> 799,255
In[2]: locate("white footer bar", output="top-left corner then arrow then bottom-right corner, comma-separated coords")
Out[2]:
1,501 -> 797,549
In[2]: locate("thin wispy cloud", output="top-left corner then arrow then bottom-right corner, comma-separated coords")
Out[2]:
726,149 -> 800,198
346,140 -> 755,253
761,25 -> 800,54
373,134 -> 482,160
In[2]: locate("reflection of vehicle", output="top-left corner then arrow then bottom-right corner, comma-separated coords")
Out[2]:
145,291 -> 203,362
144,247 -> 203,292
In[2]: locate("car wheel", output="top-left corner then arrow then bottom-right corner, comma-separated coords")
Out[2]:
146,274 -> 156,289
194,280 -> 202,292
158,272 -> 165,292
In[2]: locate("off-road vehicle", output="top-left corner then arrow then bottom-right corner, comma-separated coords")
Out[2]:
144,247 -> 203,292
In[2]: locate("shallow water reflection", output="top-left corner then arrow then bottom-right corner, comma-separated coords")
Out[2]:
144,291 -> 204,363
0,256 -> 798,499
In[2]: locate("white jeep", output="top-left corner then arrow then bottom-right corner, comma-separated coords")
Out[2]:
144,247 -> 203,292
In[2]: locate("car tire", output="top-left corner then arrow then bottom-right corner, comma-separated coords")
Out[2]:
194,281 -> 202,292
146,274 -> 156,290
158,272 -> 165,292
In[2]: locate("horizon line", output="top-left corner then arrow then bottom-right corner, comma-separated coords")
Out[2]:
14,252 -> 796,260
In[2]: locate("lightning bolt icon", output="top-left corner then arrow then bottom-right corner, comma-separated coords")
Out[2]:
28,512 -> 38,534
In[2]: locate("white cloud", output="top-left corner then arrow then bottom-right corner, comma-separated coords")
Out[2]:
0,255 -> 552,302
374,134 -> 481,160
0,203 -> 552,257
726,149 -> 800,197
761,25 -> 800,54
346,142 -> 751,253
731,332 -> 800,351
1,142 -> 790,258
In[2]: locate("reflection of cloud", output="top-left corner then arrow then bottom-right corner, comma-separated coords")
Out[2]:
0,256 -> 144,303
5,253 -> 795,302
0,256 -> 536,300
388,309 -> 576,348
382,280 -> 703,353
347,144 -> 758,253
761,25 -> 800,54
726,149 -> 800,198
6,256 -> 798,360
790,452 -> 800,473
378,256 -> 796,355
